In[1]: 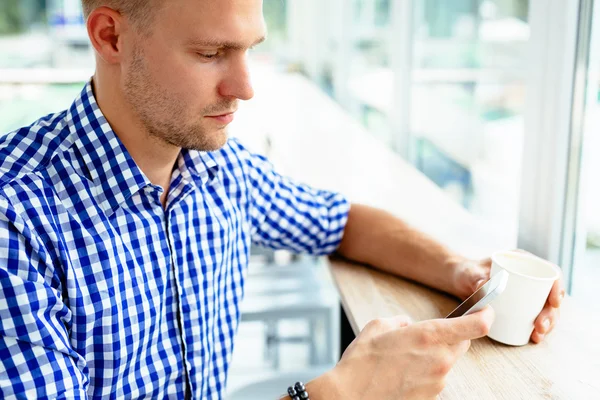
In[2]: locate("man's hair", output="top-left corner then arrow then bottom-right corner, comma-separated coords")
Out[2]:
81,0 -> 157,30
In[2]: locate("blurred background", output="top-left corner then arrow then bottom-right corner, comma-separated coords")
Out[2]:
1,0 -> 598,397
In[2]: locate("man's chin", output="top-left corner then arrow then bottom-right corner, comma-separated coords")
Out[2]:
187,128 -> 229,152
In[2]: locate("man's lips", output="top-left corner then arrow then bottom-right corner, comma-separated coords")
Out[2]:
205,111 -> 236,124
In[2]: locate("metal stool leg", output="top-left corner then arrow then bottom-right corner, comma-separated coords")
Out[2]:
324,310 -> 334,365
309,317 -> 318,366
265,320 -> 280,369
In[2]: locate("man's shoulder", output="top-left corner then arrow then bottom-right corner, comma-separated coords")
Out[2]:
0,110 -> 72,190
0,110 -> 94,254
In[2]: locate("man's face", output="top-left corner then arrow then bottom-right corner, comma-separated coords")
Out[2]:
121,0 -> 265,151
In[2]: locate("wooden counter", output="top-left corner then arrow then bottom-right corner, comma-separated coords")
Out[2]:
329,257 -> 600,399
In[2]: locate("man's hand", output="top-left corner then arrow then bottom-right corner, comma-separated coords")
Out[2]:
322,308 -> 494,400
452,252 -> 565,344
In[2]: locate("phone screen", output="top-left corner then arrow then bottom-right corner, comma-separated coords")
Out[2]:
446,270 -> 508,318
446,283 -> 490,318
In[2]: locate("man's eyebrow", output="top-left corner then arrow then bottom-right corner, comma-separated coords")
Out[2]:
186,36 -> 266,50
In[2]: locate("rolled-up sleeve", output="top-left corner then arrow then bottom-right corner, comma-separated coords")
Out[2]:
234,141 -> 350,255
0,195 -> 88,400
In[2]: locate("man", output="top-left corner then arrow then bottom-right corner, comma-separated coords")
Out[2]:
0,0 -> 563,399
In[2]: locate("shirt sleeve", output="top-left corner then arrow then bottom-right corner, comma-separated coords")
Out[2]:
233,140 -> 350,255
0,195 -> 89,400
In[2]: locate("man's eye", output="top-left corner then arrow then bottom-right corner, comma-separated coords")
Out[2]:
199,52 -> 219,60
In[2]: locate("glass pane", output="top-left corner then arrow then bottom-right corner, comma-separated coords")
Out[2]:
0,0 -> 92,69
572,125 -> 600,307
346,0 -> 394,146
0,84 -> 84,133
411,0 -> 528,238
0,1 -> 90,132
252,0 -> 288,63
335,0 -> 528,239
566,1 -> 600,307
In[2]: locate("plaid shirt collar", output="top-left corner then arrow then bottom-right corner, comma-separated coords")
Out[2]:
65,80 -> 219,217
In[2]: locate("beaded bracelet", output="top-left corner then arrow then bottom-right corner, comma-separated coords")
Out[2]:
287,381 -> 309,400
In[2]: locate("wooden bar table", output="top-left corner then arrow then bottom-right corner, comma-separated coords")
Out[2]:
329,256 -> 600,399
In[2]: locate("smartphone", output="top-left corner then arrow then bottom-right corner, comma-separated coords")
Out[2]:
445,269 -> 509,318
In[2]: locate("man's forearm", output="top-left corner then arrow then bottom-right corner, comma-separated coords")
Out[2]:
336,203 -> 466,297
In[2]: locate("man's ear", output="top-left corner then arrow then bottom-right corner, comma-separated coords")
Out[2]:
86,6 -> 125,64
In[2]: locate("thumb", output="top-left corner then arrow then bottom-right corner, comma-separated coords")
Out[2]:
437,306 -> 495,343
474,277 -> 487,291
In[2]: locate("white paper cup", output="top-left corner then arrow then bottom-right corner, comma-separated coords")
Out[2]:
487,250 -> 560,346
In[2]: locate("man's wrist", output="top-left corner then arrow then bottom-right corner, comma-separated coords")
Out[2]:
277,370 -> 342,400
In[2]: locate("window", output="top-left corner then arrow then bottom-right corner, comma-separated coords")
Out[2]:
0,0 -> 91,133
411,1 -> 528,241
346,0 -> 394,145
559,0 -> 599,305
333,1 -> 529,243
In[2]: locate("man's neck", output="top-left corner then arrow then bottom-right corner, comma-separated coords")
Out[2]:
92,74 -> 178,209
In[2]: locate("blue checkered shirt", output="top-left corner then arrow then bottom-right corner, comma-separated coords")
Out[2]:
0,82 -> 350,399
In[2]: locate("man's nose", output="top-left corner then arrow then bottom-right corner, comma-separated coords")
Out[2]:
218,54 -> 254,101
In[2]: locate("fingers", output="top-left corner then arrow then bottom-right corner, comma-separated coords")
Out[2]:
457,259 -> 491,299
433,306 -> 495,343
548,278 -> 565,308
531,330 -> 545,344
532,305 -> 560,343
362,315 -> 413,337
474,277 -> 487,291
393,315 -> 413,328
455,339 -> 471,356
479,257 -> 492,268
531,277 -> 563,344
